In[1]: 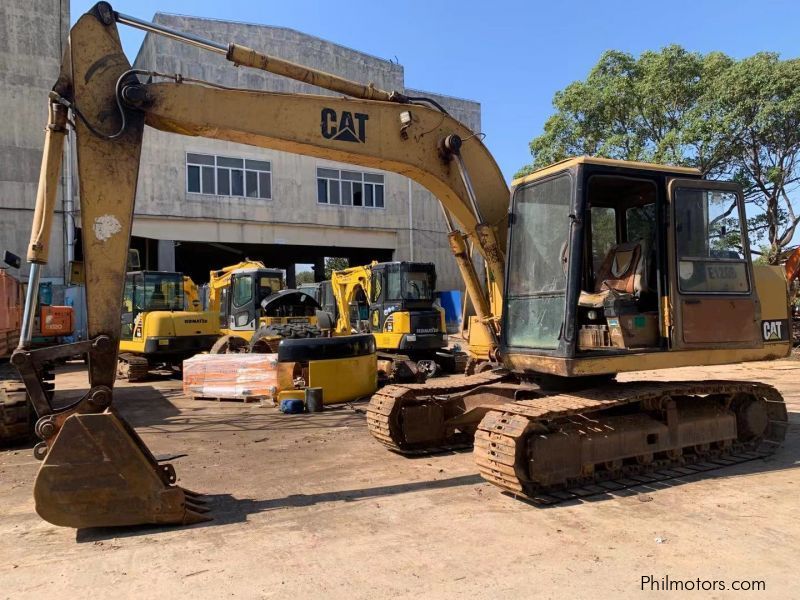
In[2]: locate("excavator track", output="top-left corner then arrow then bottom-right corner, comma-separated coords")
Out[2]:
117,354 -> 150,382
0,381 -> 32,445
474,380 -> 788,504
366,370 -> 511,453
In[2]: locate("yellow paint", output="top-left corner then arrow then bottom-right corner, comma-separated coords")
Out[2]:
120,310 -> 218,354
465,315 -> 493,361
754,265 -> 790,322
505,345 -> 791,378
512,156 -> 700,187
307,354 -> 377,404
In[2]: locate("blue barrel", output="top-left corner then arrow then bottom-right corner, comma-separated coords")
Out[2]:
279,398 -> 305,414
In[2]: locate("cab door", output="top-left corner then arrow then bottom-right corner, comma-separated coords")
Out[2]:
667,178 -> 761,349
228,273 -> 257,332
368,268 -> 385,333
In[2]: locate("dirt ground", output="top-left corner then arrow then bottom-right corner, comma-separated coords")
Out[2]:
1,358 -> 799,599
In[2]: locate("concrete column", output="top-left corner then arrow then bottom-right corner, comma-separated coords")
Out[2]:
285,266 -> 296,290
157,239 -> 175,272
313,256 -> 325,282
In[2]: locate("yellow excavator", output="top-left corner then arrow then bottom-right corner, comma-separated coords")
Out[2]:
117,270 -> 219,380
329,261 -> 465,379
11,4 -> 792,529
206,260 -> 321,353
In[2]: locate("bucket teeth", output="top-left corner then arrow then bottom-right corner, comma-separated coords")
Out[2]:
181,487 -> 203,498
183,509 -> 213,525
186,499 -> 211,514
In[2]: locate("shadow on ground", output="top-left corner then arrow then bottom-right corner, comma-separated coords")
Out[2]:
75,473 -> 484,543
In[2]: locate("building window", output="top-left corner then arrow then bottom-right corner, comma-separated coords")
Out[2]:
187,153 -> 271,199
316,168 -> 384,208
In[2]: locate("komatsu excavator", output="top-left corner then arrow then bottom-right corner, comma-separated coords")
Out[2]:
12,3 -> 791,529
329,261 -> 465,379
118,270 -> 218,380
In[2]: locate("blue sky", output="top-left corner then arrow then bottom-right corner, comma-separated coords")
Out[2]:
71,0 -> 800,182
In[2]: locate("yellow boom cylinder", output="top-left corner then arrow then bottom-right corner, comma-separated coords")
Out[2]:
27,100 -> 68,264
225,43 -> 398,102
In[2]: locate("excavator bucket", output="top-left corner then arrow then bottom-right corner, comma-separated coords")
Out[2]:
33,409 -> 209,528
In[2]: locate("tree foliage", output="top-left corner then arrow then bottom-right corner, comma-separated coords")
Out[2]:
520,46 -> 800,263
295,270 -> 315,285
323,256 -> 349,279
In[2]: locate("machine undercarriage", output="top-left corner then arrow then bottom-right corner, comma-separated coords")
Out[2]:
367,374 -> 788,502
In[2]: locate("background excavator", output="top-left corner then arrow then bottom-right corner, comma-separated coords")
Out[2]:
117,269 -> 219,380
206,260 -> 322,354
11,3 -> 793,529
329,261 -> 465,379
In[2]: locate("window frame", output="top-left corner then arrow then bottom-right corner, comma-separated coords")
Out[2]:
502,170 -> 576,353
316,166 -> 386,209
232,274 -> 255,308
186,152 -> 272,199
671,181 -> 752,296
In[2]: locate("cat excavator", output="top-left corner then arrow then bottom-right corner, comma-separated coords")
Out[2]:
11,3 -> 791,529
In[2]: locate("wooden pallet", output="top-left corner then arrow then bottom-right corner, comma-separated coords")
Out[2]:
191,395 -> 272,404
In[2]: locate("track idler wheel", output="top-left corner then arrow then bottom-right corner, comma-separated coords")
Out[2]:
33,408 -> 209,528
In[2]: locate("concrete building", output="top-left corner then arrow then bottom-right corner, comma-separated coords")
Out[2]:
0,1 -> 70,283
0,6 -> 482,293
130,13 -> 481,288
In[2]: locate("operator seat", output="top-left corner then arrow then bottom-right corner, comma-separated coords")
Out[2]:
579,240 -> 647,308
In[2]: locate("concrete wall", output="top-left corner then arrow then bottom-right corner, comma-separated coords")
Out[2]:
0,0 -> 70,283
131,13 -> 483,291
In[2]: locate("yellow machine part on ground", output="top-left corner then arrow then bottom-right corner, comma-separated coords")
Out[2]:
307,354 -> 377,404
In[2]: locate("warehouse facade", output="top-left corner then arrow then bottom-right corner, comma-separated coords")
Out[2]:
0,0 -> 70,284
130,13 -> 482,289
0,6 -> 482,292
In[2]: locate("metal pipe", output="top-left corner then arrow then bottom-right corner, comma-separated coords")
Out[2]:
451,152 -> 485,224
115,11 -> 228,54
19,264 -> 42,348
64,129 -> 75,271
437,200 -> 455,234
408,179 -> 414,261
114,10 -> 401,103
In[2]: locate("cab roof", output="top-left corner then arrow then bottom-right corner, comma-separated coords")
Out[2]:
512,156 -> 702,187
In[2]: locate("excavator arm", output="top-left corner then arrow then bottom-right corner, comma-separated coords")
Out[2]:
12,2 -> 510,529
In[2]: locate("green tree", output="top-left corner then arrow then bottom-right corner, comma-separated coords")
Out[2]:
520,46 -> 800,263
323,257 -> 349,279
295,270 -> 315,284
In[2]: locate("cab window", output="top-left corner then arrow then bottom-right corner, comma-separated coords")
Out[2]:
121,277 -> 135,340
403,271 -> 433,300
370,272 -> 382,303
386,271 -> 402,300
626,203 -> 656,243
233,274 -> 254,307
506,174 -> 572,349
590,207 -> 616,274
674,188 -> 749,294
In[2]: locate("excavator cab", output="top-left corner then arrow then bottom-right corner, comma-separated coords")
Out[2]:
121,271 -> 185,338
502,158 -> 782,378
367,262 -> 445,353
